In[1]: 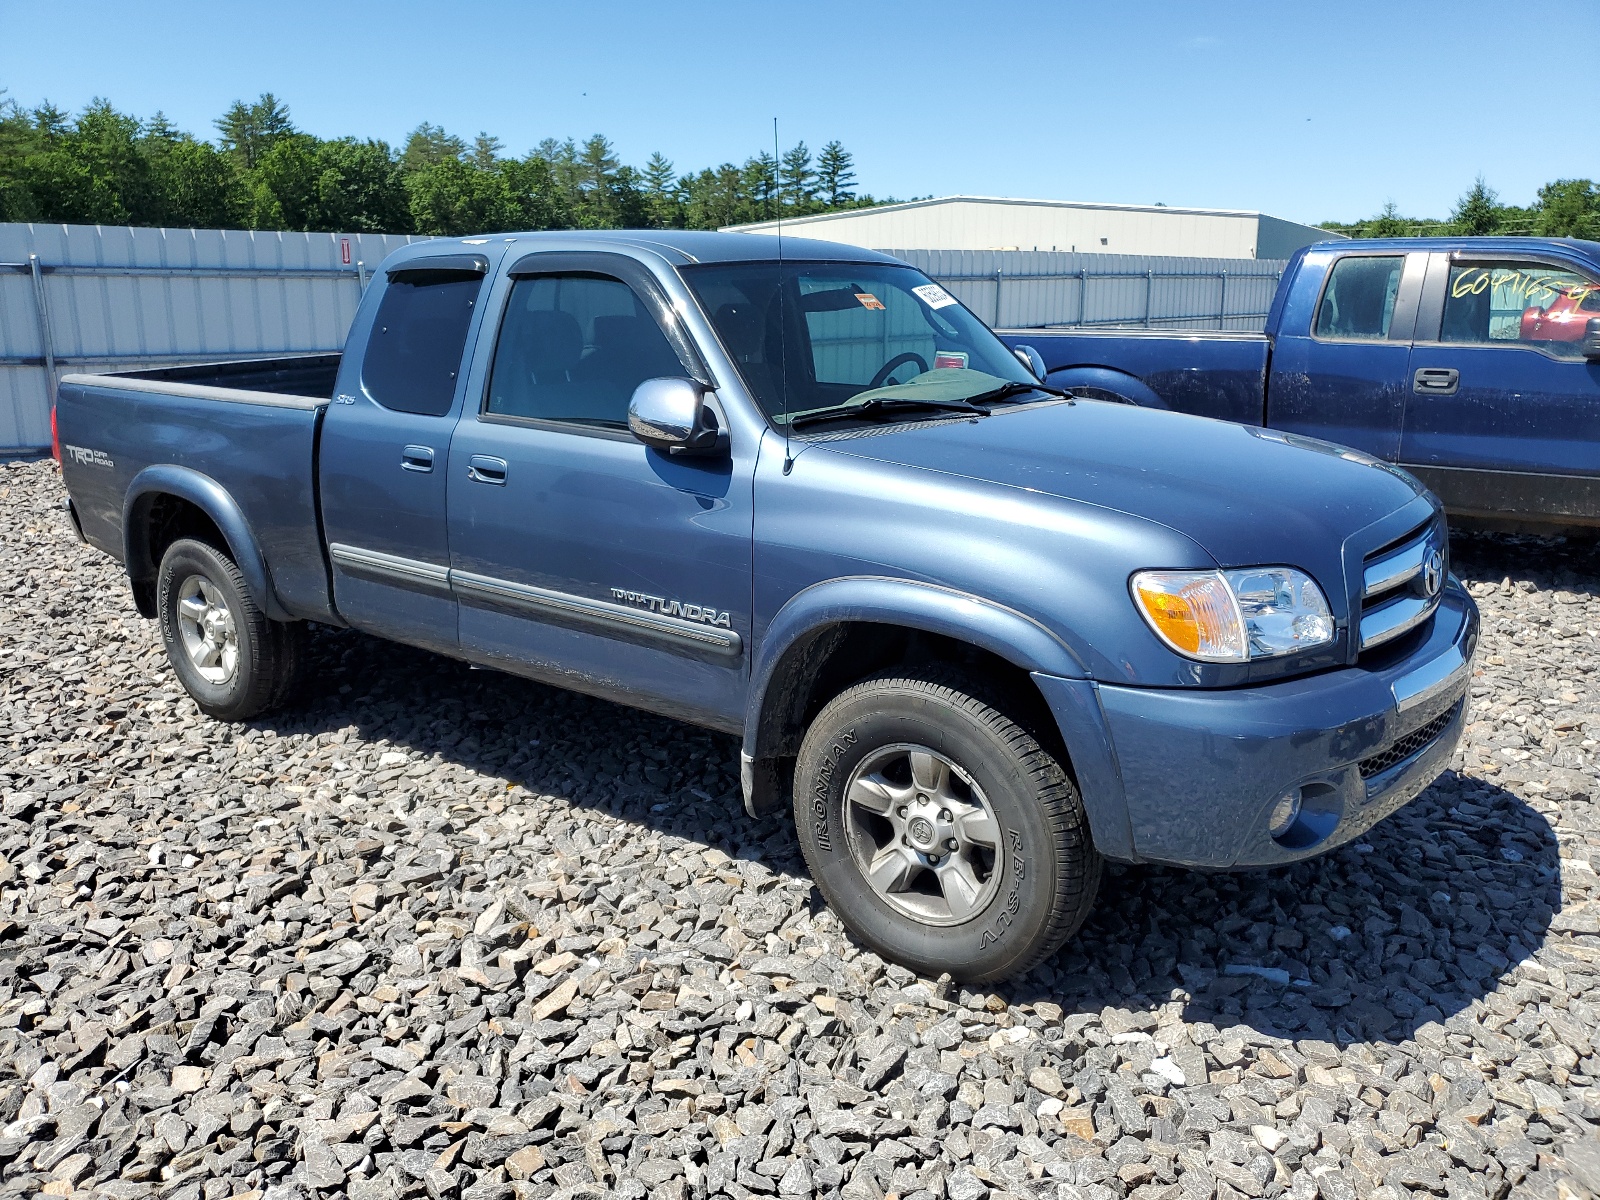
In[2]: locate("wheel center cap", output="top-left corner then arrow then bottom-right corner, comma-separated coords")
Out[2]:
907,816 -> 936,849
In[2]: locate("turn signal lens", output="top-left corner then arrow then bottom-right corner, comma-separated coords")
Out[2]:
1131,571 -> 1247,662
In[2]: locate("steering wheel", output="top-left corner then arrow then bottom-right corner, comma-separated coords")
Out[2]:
867,352 -> 929,389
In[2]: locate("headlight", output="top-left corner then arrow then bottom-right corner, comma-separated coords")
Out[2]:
1131,567 -> 1334,663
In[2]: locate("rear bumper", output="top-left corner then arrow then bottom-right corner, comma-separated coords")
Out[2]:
1037,579 -> 1478,869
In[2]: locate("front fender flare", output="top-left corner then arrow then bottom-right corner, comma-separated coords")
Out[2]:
744,575 -> 1089,762
1045,366 -> 1167,409
122,465 -> 284,620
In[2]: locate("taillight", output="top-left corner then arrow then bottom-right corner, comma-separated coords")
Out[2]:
51,406 -> 60,463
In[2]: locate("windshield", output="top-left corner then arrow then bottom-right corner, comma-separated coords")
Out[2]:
682,261 -> 1041,428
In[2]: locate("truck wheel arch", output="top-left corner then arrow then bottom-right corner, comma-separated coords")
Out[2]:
1045,366 -> 1167,409
123,466 -> 283,621
742,579 -> 1136,860
742,577 -> 1089,803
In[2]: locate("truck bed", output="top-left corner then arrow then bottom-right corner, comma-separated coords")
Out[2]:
55,354 -> 341,624
998,328 -> 1270,426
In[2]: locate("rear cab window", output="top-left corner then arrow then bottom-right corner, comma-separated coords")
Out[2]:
1314,256 -> 1404,341
362,266 -> 488,416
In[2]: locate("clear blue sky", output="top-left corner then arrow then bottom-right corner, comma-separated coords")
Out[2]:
2,0 -> 1592,226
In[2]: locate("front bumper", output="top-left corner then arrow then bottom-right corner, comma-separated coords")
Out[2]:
1038,578 -> 1478,869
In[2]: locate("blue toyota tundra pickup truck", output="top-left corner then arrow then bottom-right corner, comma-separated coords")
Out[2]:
1001,236 -> 1600,532
54,231 -> 1477,982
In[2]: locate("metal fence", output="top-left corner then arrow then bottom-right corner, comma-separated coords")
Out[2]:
0,223 -> 424,451
890,248 -> 1287,333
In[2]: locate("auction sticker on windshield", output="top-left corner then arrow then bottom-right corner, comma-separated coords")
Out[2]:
855,293 -> 886,311
912,283 -> 958,310
933,351 -> 969,370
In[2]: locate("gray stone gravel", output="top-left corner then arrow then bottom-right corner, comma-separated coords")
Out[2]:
2,455 -> 1599,1200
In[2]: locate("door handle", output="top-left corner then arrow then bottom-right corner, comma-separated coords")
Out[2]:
467,455 -> 508,485
1413,367 -> 1459,396
401,445 -> 434,473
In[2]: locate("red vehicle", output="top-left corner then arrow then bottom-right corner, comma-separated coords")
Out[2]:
1522,281 -> 1600,343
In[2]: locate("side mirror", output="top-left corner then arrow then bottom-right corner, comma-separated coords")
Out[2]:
628,377 -> 726,455
1584,318 -> 1600,362
1011,344 -> 1048,382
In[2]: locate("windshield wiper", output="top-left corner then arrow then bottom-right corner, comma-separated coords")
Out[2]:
790,396 -> 992,430
962,381 -> 1071,406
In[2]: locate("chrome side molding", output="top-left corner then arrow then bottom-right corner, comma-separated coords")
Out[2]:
329,543 -> 452,596
331,542 -> 742,659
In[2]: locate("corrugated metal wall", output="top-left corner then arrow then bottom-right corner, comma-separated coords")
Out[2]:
888,248 -> 1287,332
729,197 -> 1338,259
0,223 -> 425,451
0,225 -> 1287,452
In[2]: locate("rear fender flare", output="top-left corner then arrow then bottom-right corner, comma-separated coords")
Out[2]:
1044,366 -> 1167,409
123,465 -> 284,620
743,575 -> 1089,762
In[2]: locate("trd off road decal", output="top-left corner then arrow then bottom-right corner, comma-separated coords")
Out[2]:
61,445 -> 114,469
979,828 -> 1027,946
812,728 -> 857,852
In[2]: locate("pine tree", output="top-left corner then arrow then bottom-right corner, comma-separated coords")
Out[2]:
400,123 -> 466,174
816,141 -> 855,207
471,133 -> 503,171
780,141 -> 814,210
1452,175 -> 1502,236
745,152 -> 778,218
215,93 -> 294,169
578,134 -> 619,191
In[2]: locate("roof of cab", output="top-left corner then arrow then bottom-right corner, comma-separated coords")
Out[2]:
1307,235 -> 1600,260
396,229 -> 903,270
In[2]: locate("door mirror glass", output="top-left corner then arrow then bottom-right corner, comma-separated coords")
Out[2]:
628,377 -> 725,455
1011,344 -> 1047,381
1585,317 -> 1600,362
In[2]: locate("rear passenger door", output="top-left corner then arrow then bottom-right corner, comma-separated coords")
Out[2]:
320,254 -> 496,653
1402,252 -> 1600,524
1265,251 -> 1425,461
446,251 -> 754,731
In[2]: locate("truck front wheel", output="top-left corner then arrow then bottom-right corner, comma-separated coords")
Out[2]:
156,538 -> 305,721
794,674 -> 1101,983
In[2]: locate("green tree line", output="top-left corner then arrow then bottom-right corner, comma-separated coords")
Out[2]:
1321,175 -> 1600,240
0,91 -> 896,235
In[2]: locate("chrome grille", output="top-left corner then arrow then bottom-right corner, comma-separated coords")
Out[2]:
1359,518 -> 1445,652
1358,702 -> 1459,779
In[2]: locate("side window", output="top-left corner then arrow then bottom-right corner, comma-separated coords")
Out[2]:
361,269 -> 484,416
1314,256 -> 1404,341
486,273 -> 685,427
1442,261 -> 1597,359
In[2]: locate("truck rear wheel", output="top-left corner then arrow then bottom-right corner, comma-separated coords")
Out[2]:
156,538 -> 305,721
794,674 -> 1101,983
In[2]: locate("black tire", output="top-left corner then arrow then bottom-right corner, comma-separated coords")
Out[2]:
156,538 -> 305,721
794,674 -> 1101,983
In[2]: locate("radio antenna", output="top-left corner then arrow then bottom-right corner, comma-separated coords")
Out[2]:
775,117 -> 793,475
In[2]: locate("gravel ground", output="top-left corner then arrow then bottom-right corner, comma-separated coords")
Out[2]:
3,454 -> 1600,1200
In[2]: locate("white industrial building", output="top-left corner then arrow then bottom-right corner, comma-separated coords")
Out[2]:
725,195 -> 1340,260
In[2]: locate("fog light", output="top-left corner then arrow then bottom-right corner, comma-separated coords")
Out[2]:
1267,789 -> 1302,838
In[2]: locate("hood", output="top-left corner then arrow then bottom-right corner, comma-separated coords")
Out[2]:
815,398 -> 1428,572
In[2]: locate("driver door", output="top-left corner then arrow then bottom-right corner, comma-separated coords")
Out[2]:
1402,252 -> 1600,524
446,252 -> 755,731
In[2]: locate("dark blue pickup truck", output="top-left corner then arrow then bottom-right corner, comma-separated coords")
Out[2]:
55,231 -> 1476,981
1002,237 -> 1600,532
